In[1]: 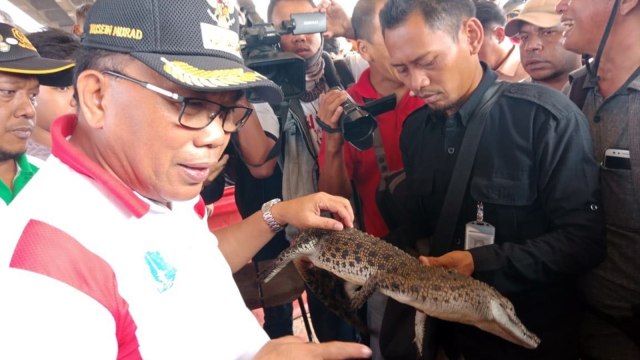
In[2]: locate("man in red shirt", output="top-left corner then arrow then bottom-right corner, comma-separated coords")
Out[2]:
317,1 -> 424,356
318,0 -> 424,239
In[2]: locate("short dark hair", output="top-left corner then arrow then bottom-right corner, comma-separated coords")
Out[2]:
72,47 -> 131,100
352,0 -> 386,41
75,2 -> 94,23
474,0 -> 506,30
27,28 -> 80,61
267,0 -> 316,23
380,0 -> 476,40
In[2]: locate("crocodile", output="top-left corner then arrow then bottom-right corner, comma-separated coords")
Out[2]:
259,227 -> 540,354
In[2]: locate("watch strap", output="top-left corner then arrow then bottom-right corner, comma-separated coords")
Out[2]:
262,198 -> 284,232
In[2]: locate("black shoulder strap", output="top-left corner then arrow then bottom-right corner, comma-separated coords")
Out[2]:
334,59 -> 356,88
322,51 -> 349,89
432,81 -> 507,255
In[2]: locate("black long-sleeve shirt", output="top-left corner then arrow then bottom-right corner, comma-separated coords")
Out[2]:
397,68 -> 606,359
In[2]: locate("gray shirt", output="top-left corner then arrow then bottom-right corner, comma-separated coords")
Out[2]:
577,66 -> 640,318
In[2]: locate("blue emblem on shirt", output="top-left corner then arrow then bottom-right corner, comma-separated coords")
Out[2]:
144,251 -> 177,293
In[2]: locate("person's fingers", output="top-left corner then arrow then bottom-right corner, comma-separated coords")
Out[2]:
418,256 -> 430,266
310,217 -> 345,231
319,92 -> 348,127
314,193 -> 354,228
329,107 -> 344,126
311,341 -> 372,359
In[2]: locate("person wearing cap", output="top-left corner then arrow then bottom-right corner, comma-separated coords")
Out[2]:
375,0 -> 605,358
475,0 -> 529,83
267,0 -> 365,344
315,0 -> 425,355
26,28 -> 80,161
503,0 -> 581,91
557,0 -> 640,359
0,0 -> 372,359
0,23 -> 74,206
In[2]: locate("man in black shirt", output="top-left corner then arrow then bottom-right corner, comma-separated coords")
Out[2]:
377,0 -> 606,359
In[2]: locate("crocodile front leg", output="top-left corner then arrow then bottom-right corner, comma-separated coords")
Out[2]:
258,241 -> 316,283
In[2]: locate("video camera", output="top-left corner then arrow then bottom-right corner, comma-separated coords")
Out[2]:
241,11 -> 326,102
316,88 -> 397,151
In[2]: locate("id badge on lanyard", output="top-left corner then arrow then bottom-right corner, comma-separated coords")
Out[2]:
465,202 -> 495,250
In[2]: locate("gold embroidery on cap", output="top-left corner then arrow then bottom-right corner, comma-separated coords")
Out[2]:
161,57 -> 266,88
11,28 -> 36,51
89,24 -> 143,40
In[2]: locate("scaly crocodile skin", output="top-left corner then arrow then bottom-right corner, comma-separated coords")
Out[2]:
259,228 -> 540,352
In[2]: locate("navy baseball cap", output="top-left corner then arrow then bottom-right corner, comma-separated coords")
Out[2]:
81,0 -> 283,103
0,23 -> 74,87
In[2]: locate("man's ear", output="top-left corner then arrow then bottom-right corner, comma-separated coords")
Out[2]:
465,18 -> 484,55
356,39 -> 373,62
76,70 -> 107,129
619,0 -> 639,15
494,26 -> 506,43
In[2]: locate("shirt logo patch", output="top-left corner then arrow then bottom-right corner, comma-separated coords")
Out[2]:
144,251 -> 177,293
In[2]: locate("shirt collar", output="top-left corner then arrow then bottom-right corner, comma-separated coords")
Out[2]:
351,68 -> 378,99
576,65 -> 640,94
351,67 -> 414,106
626,66 -> 640,91
457,62 -> 498,127
15,153 -> 37,179
50,114 -> 151,218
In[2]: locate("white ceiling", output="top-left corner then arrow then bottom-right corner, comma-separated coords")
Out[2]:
7,0 -> 88,31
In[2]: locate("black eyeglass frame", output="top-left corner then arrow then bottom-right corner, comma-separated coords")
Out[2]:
102,70 -> 253,132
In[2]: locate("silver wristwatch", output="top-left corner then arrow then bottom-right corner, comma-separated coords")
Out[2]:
262,198 -> 284,232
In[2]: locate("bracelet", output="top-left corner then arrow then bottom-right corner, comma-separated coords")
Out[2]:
261,198 -> 284,232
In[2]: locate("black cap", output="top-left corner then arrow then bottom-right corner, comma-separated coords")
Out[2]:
0,23 -> 75,87
81,0 -> 283,103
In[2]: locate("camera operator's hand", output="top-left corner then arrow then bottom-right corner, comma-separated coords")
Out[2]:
318,0 -> 355,39
318,89 -> 349,132
318,89 -> 349,153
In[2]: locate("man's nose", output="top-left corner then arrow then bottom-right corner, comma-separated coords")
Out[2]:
410,71 -> 429,92
556,0 -> 568,14
15,94 -> 36,120
525,36 -> 543,52
196,116 -> 228,148
292,33 -> 306,43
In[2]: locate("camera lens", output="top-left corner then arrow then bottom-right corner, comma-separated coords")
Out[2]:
338,97 -> 377,150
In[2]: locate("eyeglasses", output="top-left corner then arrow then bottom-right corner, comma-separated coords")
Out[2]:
102,70 -> 253,132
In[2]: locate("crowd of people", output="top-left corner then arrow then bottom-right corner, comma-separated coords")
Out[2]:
0,0 -> 637,359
